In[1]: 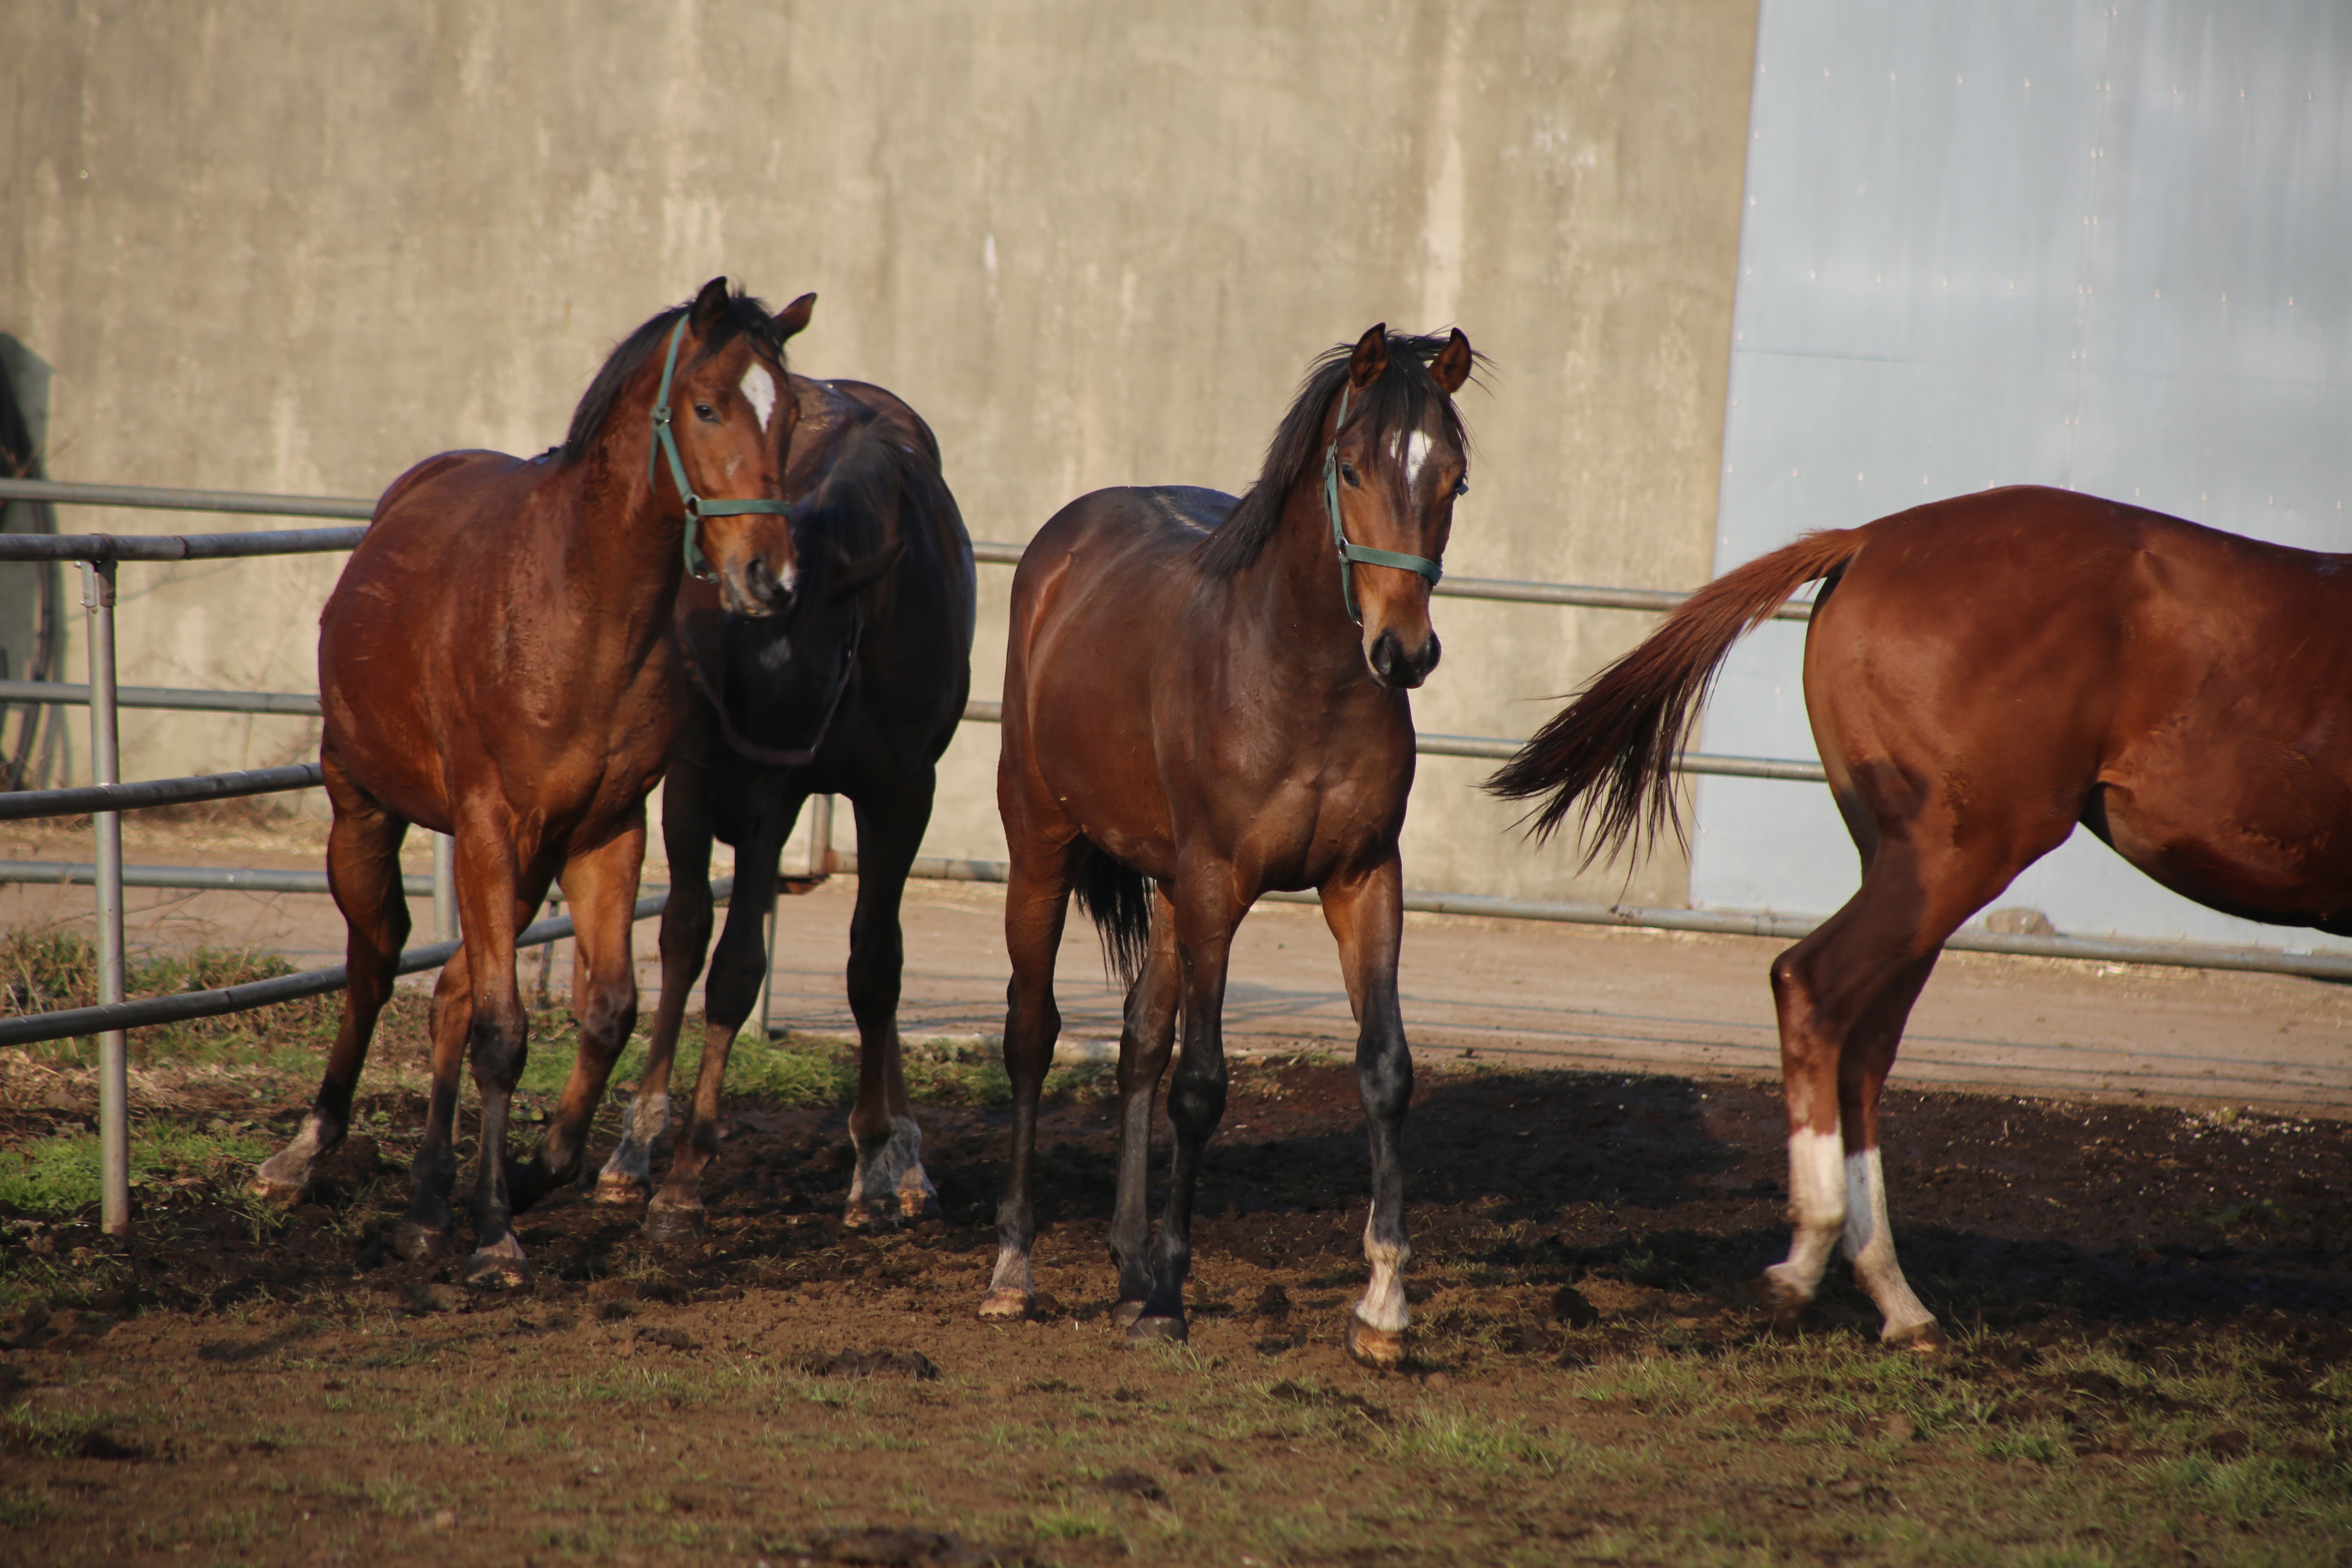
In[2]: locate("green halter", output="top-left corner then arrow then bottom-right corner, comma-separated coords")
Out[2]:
649,313 -> 793,581
1322,383 -> 1444,624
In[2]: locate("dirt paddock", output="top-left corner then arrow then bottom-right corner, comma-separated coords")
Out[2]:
2,815 -> 2350,1564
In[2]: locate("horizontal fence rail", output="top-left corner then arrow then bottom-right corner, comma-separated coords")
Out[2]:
837,850 -> 2352,984
0,763 -> 323,822
0,679 -> 323,716
0,878 -> 730,1049
0,861 -> 433,897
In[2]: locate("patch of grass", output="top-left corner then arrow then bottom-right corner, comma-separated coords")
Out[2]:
0,1118 -> 271,1214
0,929 -> 343,1068
0,1484 -> 57,1526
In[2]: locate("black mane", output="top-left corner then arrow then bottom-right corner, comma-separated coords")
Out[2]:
1196,331 -> 1475,578
560,288 -> 783,464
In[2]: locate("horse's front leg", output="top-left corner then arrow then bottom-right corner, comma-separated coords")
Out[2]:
450,822 -> 541,1287
979,837 -> 1076,1320
599,737 -> 719,1205
646,787 -> 798,1241
1131,875 -> 1240,1343
1321,857 -> 1414,1369
843,778 -> 938,1230
510,813 -> 647,1216
1108,888 -> 1179,1323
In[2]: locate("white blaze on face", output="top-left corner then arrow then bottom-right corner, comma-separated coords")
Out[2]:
739,363 -> 779,431
1403,428 -> 1433,490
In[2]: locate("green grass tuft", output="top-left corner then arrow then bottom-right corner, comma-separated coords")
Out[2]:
0,1119 -> 272,1215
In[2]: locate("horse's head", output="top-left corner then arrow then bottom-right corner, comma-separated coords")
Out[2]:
655,279 -> 815,617
1325,323 -> 1475,689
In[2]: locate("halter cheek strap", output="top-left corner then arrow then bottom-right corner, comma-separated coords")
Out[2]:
1322,383 -> 1444,624
650,313 -> 793,581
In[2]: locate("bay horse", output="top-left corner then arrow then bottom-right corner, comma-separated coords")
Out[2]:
984,325 -> 1477,1367
1488,486 -> 2352,1350
595,371 -> 975,1237
253,279 -> 810,1286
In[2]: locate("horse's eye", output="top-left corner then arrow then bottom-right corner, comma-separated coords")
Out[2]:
693,403 -> 718,423
1339,462 -> 1361,487
1453,476 -> 1470,498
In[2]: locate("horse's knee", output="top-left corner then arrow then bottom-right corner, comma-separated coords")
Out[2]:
467,1002 -> 528,1087
1356,1038 -> 1412,1125
576,981 -> 637,1058
1167,1061 -> 1227,1135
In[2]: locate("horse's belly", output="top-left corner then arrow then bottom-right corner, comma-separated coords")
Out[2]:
2097,775 -> 2352,928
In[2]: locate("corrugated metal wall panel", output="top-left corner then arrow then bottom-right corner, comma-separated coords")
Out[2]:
1703,0 -> 2352,949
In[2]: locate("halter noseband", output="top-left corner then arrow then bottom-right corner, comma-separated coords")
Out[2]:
1322,383 -> 1445,624
650,313 -> 793,581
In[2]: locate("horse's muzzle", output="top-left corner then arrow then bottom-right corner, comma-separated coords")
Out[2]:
1368,629 -> 1440,690
726,556 -> 796,617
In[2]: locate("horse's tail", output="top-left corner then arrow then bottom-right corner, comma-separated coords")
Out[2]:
1485,528 -> 1865,867
1071,837 -> 1154,988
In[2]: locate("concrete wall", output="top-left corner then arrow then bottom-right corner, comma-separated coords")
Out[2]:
1,0 -> 1756,907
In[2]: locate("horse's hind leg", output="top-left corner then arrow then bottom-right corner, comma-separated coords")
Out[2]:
1321,856 -> 1414,1369
646,788 -> 798,1242
252,760 -> 410,1204
394,946 -> 473,1260
980,836 -> 1077,1320
599,744 -> 719,1206
843,777 -> 940,1230
1107,888 -> 1180,1323
448,821 -> 544,1286
1765,836 -> 2043,1349
510,814 -> 647,1218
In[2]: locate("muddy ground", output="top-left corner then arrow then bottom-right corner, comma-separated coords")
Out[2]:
4,1027 -> 2350,1566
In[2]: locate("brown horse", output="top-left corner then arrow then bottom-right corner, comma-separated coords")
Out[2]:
253,279 -> 810,1285
1488,486 -> 2352,1349
595,372 -> 975,1236
984,325 -> 1477,1366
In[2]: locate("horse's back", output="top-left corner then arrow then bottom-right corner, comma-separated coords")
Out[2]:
1812,486 -> 2352,924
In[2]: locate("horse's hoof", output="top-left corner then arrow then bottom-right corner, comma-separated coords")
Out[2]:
897,1186 -> 940,1223
841,1200 -> 902,1234
1109,1300 -> 1148,1330
644,1201 -> 706,1245
465,1240 -> 531,1289
390,1220 -> 454,1262
1756,1267 -> 1814,1327
1126,1314 -> 1187,1345
1345,1317 -> 1408,1370
1884,1318 -> 1947,1355
593,1172 -> 648,1207
246,1170 -> 307,1209
977,1289 -> 1032,1322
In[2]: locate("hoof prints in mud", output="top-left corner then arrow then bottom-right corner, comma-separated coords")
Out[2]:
805,1526 -> 1029,1566
792,1346 -> 942,1380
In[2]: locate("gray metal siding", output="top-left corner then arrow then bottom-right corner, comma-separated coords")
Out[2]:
1702,0 -> 2352,949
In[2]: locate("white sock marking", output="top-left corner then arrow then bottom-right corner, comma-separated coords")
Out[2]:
1842,1146 -> 1936,1339
1355,1216 -> 1412,1332
739,363 -> 779,430
1766,1126 -> 1846,1303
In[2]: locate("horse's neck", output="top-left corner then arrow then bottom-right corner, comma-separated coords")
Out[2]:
542,437 -> 686,654
1231,488 -> 1378,689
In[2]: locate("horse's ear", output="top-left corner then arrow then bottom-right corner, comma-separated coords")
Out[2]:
1431,328 -> 1474,395
775,293 -> 817,343
1347,323 -> 1390,391
689,276 -> 732,331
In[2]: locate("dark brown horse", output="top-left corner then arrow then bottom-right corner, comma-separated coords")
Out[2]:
1489,486 -> 2352,1349
595,372 -> 974,1236
253,280 -> 810,1285
985,325 -> 1477,1367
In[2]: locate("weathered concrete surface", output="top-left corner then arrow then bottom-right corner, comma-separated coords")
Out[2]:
0,0 -> 1758,907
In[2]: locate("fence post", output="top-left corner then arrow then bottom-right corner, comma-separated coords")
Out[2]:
432,832 -> 456,943
81,558 -> 131,1236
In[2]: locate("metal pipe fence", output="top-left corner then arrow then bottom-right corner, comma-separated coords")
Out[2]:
0,476 -> 2340,1231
